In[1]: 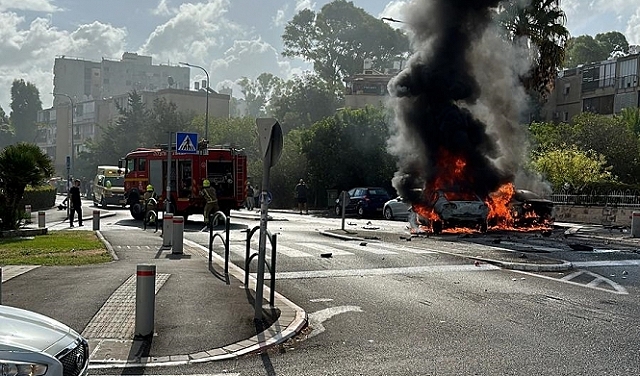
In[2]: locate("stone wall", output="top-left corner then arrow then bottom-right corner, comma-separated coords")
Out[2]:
554,204 -> 640,227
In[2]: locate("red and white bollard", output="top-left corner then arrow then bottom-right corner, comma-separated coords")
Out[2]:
135,264 -> 156,337
38,211 -> 45,228
162,213 -> 173,247
93,210 -> 100,230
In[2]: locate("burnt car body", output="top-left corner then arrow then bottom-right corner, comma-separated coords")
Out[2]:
510,189 -> 554,226
335,187 -> 391,218
414,189 -> 489,234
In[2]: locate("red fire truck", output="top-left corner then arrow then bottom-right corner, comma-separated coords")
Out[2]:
120,145 -> 247,221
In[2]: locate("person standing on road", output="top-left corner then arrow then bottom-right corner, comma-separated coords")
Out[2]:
201,179 -> 219,224
69,179 -> 83,227
245,181 -> 255,211
295,179 -> 308,215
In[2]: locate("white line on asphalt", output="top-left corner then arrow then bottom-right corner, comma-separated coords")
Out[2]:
276,244 -> 315,258
1,265 -> 40,282
340,242 -> 398,255
512,270 -> 629,295
299,242 -> 354,256
257,263 -> 500,280
100,374 -> 239,376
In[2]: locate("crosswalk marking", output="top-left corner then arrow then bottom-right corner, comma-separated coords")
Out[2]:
340,242 -> 397,255
275,244 -> 315,258
299,243 -> 354,256
367,242 -> 437,254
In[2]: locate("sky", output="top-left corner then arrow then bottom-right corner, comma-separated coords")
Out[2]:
0,0 -> 639,113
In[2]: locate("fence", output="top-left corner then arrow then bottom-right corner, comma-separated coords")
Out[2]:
549,190 -> 640,207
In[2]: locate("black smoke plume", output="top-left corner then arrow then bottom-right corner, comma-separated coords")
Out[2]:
387,0 -> 527,203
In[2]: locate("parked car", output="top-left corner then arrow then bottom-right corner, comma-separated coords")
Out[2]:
335,187 -> 391,218
414,189 -> 489,234
0,305 -> 90,376
383,196 -> 412,220
510,189 -> 555,226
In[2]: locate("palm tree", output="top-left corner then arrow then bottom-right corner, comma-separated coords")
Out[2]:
0,143 -> 54,230
497,0 -> 570,98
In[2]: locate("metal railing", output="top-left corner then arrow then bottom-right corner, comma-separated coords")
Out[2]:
208,211 -> 231,281
550,190 -> 640,207
244,226 -> 277,307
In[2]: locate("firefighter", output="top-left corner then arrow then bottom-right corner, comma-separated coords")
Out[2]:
143,184 -> 158,222
201,179 -> 219,225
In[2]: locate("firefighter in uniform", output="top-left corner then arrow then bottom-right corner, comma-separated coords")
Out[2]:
143,184 -> 158,222
201,179 -> 219,225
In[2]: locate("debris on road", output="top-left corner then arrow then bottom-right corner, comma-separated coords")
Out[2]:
569,244 -> 594,252
320,253 -> 333,258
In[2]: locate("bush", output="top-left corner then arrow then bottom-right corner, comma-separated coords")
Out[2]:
18,185 -> 56,211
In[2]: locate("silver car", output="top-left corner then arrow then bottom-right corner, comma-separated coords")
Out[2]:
0,305 -> 89,376
383,196 -> 412,221
415,189 -> 489,234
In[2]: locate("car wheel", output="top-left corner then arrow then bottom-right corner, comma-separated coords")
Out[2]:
357,206 -> 365,218
479,221 -> 488,233
334,205 -> 341,216
432,220 -> 443,235
383,207 -> 393,220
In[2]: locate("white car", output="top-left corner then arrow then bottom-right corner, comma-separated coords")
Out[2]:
383,196 -> 412,221
415,189 -> 489,234
0,305 -> 89,376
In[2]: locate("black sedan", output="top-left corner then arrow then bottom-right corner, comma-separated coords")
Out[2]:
335,187 -> 391,218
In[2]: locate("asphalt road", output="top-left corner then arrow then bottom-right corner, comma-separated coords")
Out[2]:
85,207 -> 640,375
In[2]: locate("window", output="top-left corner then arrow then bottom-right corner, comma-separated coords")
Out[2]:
563,112 -> 569,122
138,158 -> 147,171
103,78 -> 110,84
599,62 -> 616,87
618,58 -> 638,89
563,84 -> 570,95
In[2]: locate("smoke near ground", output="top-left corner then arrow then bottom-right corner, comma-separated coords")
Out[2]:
387,0 -> 534,202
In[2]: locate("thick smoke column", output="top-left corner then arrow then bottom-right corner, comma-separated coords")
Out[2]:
387,0 -> 529,203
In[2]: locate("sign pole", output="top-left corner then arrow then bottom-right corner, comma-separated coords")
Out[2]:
166,132 -> 172,213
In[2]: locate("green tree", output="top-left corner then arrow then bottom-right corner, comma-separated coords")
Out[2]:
85,91 -> 151,167
238,73 -> 284,118
10,79 -> 42,143
531,145 -> 612,191
0,105 -> 13,148
563,35 -> 606,68
301,106 -> 396,204
282,0 -> 410,88
497,0 -> 569,98
595,31 -> 629,58
528,120 -> 574,152
0,143 -> 54,230
618,107 -> 640,136
144,97 -> 196,146
570,112 -> 640,183
268,73 -> 343,132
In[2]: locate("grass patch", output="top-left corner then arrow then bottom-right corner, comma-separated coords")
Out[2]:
0,231 -> 113,266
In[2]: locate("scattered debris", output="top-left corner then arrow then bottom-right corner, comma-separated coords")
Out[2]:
518,253 -> 527,259
492,238 -> 501,244
359,242 -> 367,246
320,253 -> 333,258
564,227 -> 580,237
474,260 -> 481,267
569,244 -> 594,252
622,270 -> 629,275
541,230 -> 552,237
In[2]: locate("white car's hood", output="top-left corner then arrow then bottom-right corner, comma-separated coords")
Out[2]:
0,305 -> 72,353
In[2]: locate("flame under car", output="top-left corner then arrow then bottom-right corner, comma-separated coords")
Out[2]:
412,189 -> 489,234
510,189 -> 555,227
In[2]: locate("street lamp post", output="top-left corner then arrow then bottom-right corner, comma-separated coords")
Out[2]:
52,92 -> 75,175
52,92 -> 74,222
179,62 -> 209,142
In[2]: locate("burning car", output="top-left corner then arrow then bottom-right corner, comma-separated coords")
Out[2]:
510,189 -> 554,226
412,189 -> 489,234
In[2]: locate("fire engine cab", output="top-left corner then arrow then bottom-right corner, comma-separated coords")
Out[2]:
120,145 -> 247,221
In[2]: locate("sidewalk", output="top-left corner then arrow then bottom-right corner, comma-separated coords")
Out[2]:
2,204 -> 307,369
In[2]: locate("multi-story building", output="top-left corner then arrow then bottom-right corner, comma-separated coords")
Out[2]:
544,51 -> 640,123
39,87 -> 230,175
52,53 -> 190,106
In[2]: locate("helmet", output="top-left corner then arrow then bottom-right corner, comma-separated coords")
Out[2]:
146,184 -> 154,192
203,179 -> 211,187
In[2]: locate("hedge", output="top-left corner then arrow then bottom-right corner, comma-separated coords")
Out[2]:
18,185 -> 57,211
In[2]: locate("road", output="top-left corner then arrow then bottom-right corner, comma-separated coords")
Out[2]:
91,205 -> 640,375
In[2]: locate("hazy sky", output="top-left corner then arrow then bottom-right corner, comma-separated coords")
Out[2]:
0,0 -> 639,112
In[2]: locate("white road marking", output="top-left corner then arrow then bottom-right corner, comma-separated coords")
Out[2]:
307,306 -> 363,339
513,270 -> 628,295
500,241 -> 565,252
310,298 -> 334,302
260,263 -> 499,280
299,242 -> 354,256
276,244 -> 315,258
0,265 -> 40,282
340,242 -> 397,255
572,260 -> 640,267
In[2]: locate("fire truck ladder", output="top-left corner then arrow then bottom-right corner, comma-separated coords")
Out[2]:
235,156 -> 246,199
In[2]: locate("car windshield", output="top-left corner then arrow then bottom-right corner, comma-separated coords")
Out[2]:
443,191 -> 479,202
105,176 -> 124,187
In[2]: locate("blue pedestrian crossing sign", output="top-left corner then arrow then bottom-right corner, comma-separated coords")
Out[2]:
176,132 -> 198,154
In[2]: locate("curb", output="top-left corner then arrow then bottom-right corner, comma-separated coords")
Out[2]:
318,230 -> 573,272
88,236 -> 307,368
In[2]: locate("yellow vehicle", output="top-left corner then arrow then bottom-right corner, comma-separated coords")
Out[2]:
92,165 -> 126,208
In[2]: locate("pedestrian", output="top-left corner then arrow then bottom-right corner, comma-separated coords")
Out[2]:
69,179 -> 83,227
253,185 -> 260,209
201,179 -> 219,225
294,178 -> 308,214
245,181 -> 255,211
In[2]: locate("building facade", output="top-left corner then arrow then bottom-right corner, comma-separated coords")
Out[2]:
544,52 -> 640,123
